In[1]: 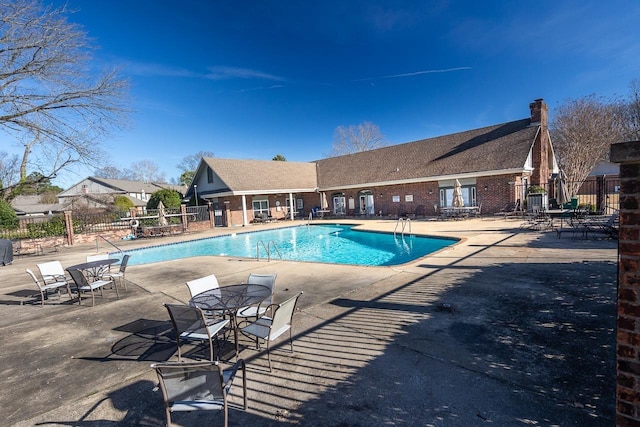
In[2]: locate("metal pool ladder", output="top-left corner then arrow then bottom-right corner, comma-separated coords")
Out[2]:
256,240 -> 283,262
394,217 -> 412,236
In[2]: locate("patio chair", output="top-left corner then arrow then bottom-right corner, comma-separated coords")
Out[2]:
67,268 -> 118,307
86,254 -> 111,279
236,273 -> 277,320
474,203 -> 483,219
102,254 -> 130,290
151,360 -> 247,427
240,291 -> 303,371
37,260 -> 70,285
186,274 -> 220,298
584,212 -> 619,239
164,303 -> 230,362
25,268 -> 73,306
186,274 -> 224,317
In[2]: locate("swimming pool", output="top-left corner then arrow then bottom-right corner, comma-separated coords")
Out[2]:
120,224 -> 458,267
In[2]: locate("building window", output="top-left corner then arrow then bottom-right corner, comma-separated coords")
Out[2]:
252,199 -> 269,215
207,167 -> 214,184
440,185 -> 477,207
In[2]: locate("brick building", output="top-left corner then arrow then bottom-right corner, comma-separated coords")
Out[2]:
187,99 -> 558,226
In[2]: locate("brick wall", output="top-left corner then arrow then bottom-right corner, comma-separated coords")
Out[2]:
611,141 -> 640,426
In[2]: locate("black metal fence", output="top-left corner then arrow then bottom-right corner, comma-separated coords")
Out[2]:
0,214 -> 67,239
186,206 -> 210,222
514,177 -> 620,214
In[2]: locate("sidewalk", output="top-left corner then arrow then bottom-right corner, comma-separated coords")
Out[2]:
0,218 -> 617,426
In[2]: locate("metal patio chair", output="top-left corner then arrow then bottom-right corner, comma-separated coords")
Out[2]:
67,268 -> 118,306
37,260 -> 70,285
240,291 -> 303,371
151,360 -> 247,427
164,303 -> 230,362
236,273 -> 277,320
25,268 -> 73,306
102,254 -> 130,290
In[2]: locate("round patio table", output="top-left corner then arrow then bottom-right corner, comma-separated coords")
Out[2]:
189,283 -> 271,357
67,259 -> 119,280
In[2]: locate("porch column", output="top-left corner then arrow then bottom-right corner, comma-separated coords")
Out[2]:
241,195 -> 248,226
289,193 -> 295,221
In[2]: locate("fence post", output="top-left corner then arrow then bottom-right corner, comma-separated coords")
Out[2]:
208,202 -> 215,228
64,211 -> 74,246
181,204 -> 188,231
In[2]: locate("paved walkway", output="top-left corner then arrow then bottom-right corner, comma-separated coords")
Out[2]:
0,217 -> 617,426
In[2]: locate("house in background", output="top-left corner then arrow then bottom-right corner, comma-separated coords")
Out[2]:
185,99 -> 558,226
58,177 -> 185,213
11,195 -> 71,216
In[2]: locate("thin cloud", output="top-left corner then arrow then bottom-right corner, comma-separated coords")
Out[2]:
239,84 -> 286,93
123,61 -> 198,78
355,67 -> 471,81
206,66 -> 285,81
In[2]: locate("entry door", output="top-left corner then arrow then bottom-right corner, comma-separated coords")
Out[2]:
359,195 -> 367,214
333,196 -> 345,215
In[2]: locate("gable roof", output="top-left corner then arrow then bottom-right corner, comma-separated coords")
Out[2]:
316,118 -> 538,189
11,195 -> 70,215
88,177 -> 183,194
200,158 -> 318,194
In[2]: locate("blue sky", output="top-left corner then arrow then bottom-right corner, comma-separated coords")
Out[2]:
23,1 -> 640,186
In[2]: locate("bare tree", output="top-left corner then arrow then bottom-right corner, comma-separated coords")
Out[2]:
176,151 -> 214,185
94,165 -> 127,179
328,121 -> 386,157
620,79 -> 640,140
0,0 -> 128,197
0,152 -> 19,197
177,151 -> 215,173
125,160 -> 166,183
551,95 -> 625,197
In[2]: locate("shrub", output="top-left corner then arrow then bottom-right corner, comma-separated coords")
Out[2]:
147,189 -> 182,209
0,199 -> 18,229
114,195 -> 134,211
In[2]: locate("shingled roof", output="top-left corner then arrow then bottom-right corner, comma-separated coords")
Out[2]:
201,158 -> 318,194
315,118 -> 538,189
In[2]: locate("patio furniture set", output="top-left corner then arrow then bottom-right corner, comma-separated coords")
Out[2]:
155,272 -> 304,426
517,205 -> 619,238
24,254 -> 130,307
435,204 -> 482,220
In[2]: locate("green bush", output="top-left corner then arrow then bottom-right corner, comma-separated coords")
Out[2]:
527,185 -> 547,194
147,189 -> 182,209
0,199 -> 18,229
114,195 -> 134,211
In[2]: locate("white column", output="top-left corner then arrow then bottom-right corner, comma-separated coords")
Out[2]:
289,193 -> 295,221
241,195 -> 248,226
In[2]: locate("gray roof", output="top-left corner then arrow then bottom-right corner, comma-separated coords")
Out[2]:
90,178 -> 184,195
11,195 -> 69,215
201,158 -> 318,193
316,119 -> 538,188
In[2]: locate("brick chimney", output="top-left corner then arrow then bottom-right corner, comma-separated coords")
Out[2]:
529,99 -> 550,186
529,98 -> 548,128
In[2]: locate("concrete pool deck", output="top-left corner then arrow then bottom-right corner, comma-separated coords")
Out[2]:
0,217 -> 617,426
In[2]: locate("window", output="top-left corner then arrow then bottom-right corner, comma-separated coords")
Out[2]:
207,167 -> 214,184
252,199 -> 269,215
439,185 -> 477,207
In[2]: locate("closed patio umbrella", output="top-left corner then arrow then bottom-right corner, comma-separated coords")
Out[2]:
452,179 -> 464,207
157,200 -> 168,226
321,192 -> 328,210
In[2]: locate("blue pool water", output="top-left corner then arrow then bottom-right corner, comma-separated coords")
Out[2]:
120,224 -> 458,267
